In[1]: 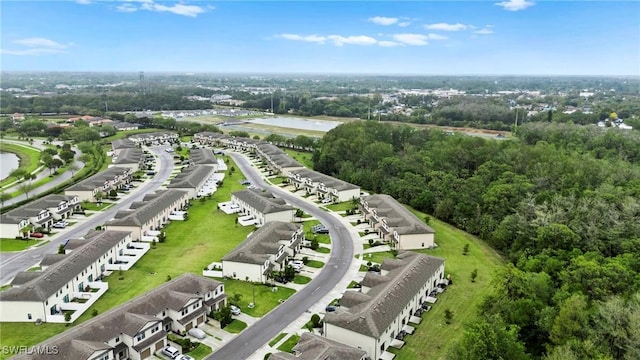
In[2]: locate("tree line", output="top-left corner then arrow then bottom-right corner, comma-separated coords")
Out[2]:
312,121 -> 640,359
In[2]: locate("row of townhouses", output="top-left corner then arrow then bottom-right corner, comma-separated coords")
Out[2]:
230,188 -> 295,226
14,274 -> 226,360
193,132 -> 361,203
112,147 -> 144,170
0,230 -> 148,323
221,221 -> 304,283
167,165 -> 218,198
324,251 -> 445,360
0,194 -> 81,238
269,332 -> 367,360
288,168 -> 361,202
65,166 -> 133,202
360,194 -> 436,250
128,132 -> 179,145
105,189 -> 190,242
189,148 -> 218,165
111,138 -> 138,155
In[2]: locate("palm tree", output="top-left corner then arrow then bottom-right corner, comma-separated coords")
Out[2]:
68,164 -> 80,177
19,183 -> 34,199
0,192 -> 11,208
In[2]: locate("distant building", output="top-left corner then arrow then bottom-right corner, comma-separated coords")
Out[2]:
231,188 -> 295,226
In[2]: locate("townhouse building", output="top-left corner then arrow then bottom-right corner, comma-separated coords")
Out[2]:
112,147 -> 144,170
14,274 -> 226,360
189,148 -> 218,165
167,165 -> 218,198
193,131 -> 226,146
222,221 -> 304,283
128,132 -> 178,145
65,166 -> 133,202
105,190 -> 189,241
0,230 -> 149,323
360,194 -> 435,250
288,168 -> 361,203
255,143 -> 304,176
111,138 -> 137,156
269,332 -> 367,360
0,194 -> 80,238
231,188 -> 295,226
324,251 -> 445,360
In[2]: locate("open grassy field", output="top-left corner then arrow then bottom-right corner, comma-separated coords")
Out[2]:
0,323 -> 68,360
100,128 -> 163,142
220,279 -> 296,317
282,149 -> 314,168
380,206 -> 504,360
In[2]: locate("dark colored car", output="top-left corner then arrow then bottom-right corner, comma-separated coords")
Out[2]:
30,232 -> 44,238
325,305 -> 337,312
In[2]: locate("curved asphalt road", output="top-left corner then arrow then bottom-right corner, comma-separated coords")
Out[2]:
0,146 -> 174,285
206,153 -> 355,360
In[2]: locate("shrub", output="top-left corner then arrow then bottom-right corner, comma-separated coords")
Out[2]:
302,256 -> 309,265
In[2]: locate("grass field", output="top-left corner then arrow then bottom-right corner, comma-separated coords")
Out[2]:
384,206 -> 505,360
220,279 -> 296,317
100,128 -> 163,142
293,275 -> 312,284
325,201 -> 356,212
0,238 -> 42,252
0,323 -> 67,360
305,260 -> 324,268
282,149 -> 314,168
0,142 -> 41,189
277,334 -> 300,353
224,319 -> 247,334
187,343 -> 212,360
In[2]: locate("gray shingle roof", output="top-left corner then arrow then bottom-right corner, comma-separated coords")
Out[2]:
0,231 -> 131,302
362,194 -> 435,235
190,148 -> 217,165
289,168 -> 359,191
222,221 -> 301,265
106,190 -> 187,227
111,138 -> 136,150
269,332 -> 366,360
14,274 -> 224,360
66,167 -> 130,192
1,194 -> 77,224
113,148 -> 143,165
324,251 -> 444,338
232,189 -> 293,215
167,165 -> 215,190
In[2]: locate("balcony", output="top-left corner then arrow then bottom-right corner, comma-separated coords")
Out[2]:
50,281 -> 108,323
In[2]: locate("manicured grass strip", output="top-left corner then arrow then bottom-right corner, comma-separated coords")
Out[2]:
314,234 -> 331,244
220,279 -> 296,317
347,281 -> 360,288
277,334 -> 300,353
389,206 -> 504,360
293,275 -> 311,284
186,343 -> 212,360
224,319 -> 247,334
269,332 -> 287,347
0,142 -> 41,188
283,149 -> 314,168
269,177 -> 287,185
0,238 -> 41,252
100,128 -> 164,142
314,246 -> 330,254
361,251 -> 394,265
305,260 -> 324,268
358,264 -> 368,272
325,201 -> 356,212
81,201 -> 115,211
0,323 -> 67,360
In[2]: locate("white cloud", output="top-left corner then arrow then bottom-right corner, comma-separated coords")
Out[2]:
12,38 -> 69,49
2,37 -> 70,56
140,2 -> 205,17
398,21 -> 411,27
474,28 -> 494,35
424,23 -> 468,31
495,0 -> 535,11
426,33 -> 448,40
279,34 -> 326,44
116,3 -> 138,12
392,33 -> 429,46
378,41 -> 402,47
369,16 -> 398,26
327,35 -> 377,46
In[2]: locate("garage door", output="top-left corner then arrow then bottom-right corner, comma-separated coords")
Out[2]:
186,322 -> 193,331
155,340 -> 164,351
140,348 -> 151,359
198,315 -> 205,324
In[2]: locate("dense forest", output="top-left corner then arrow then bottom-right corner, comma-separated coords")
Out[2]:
313,121 -> 640,359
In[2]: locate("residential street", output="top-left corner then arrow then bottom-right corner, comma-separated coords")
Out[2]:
206,153 -> 357,360
0,145 -> 174,285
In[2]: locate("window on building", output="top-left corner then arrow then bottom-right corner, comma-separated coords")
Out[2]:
136,332 -> 145,341
27,313 -> 32,320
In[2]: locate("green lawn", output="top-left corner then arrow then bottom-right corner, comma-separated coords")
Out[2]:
269,176 -> 287,185
389,206 -> 505,360
186,343 -> 212,360
325,201 -> 357,212
81,201 -> 115,211
282,149 -> 314,168
314,234 -> 331,244
314,246 -> 330,254
305,260 -> 324,268
293,275 -> 311,284
269,332 -> 287,347
224,319 -> 247,334
0,323 -> 67,360
0,238 -> 41,252
220,279 -> 296,317
101,128 -> 163,142
0,142 -> 42,189
277,334 -> 300,353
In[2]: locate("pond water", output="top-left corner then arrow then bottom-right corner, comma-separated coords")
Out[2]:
247,117 -> 342,132
0,152 -> 20,180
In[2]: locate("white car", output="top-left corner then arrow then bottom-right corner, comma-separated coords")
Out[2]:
230,305 -> 241,315
162,345 -> 181,359
187,328 -> 206,339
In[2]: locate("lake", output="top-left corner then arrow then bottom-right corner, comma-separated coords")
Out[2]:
247,117 -> 342,132
0,152 -> 20,180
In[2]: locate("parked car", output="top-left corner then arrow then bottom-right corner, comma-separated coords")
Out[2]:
187,328 -> 206,339
325,305 -> 337,312
230,305 -> 241,315
321,198 -> 332,204
162,345 -> 181,359
289,260 -> 304,267
51,222 -> 66,229
312,225 -> 329,234
177,356 -> 195,360
30,232 -> 44,238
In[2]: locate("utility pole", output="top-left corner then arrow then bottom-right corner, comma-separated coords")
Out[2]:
515,108 -> 519,127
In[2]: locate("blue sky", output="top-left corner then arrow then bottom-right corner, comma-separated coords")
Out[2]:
1,0 -> 639,75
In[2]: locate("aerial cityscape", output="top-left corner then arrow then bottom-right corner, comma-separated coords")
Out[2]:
0,1 -> 639,360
